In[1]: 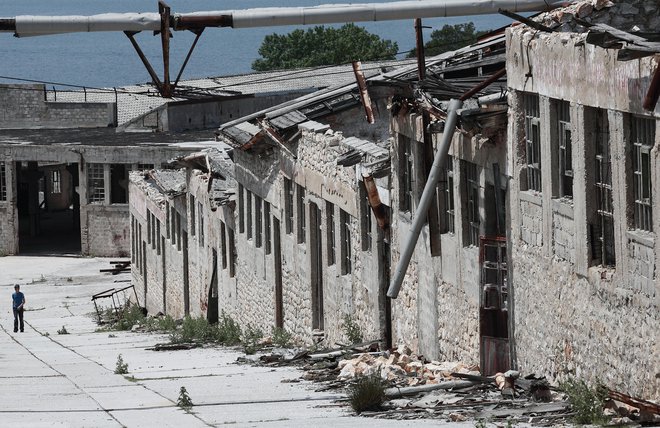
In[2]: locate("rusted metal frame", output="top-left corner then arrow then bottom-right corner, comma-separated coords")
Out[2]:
173,28 -> 205,89
416,17 -> 442,255
643,64 -> 660,111
363,175 -> 389,230
124,30 -> 163,93
498,8 -> 554,33
352,61 -> 375,124
608,389 -> 660,415
159,1 -> 172,98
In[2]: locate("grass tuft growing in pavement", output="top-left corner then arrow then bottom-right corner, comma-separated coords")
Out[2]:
347,371 -> 387,414
114,354 -> 129,375
271,326 -> 293,348
177,386 -> 193,410
57,326 -> 69,335
169,312 -> 242,345
241,324 -> 264,355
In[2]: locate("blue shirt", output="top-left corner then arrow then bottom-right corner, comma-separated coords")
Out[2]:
12,291 -> 24,309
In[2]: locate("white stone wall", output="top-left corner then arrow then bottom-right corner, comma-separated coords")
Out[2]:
507,27 -> 659,398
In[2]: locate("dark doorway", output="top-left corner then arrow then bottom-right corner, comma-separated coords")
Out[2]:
309,202 -> 324,330
378,228 -> 393,349
273,218 -> 284,328
183,230 -> 190,315
17,161 -> 81,254
207,249 -> 219,323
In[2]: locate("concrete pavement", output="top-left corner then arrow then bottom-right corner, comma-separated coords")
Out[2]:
0,256 -> 468,427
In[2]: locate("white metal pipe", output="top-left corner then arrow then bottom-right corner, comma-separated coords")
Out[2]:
13,13 -> 161,37
387,98 -> 462,299
3,0 -> 564,37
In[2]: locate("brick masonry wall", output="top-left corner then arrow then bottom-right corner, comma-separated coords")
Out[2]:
82,205 -> 130,257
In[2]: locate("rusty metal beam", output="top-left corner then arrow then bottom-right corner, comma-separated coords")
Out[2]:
363,175 -> 389,230
159,1 -> 172,98
173,29 -> 204,89
352,61 -> 375,124
124,31 -> 163,93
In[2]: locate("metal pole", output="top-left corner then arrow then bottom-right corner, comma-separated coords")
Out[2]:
387,98 -> 462,298
387,67 -> 506,299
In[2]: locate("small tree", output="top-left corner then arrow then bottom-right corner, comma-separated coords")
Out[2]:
408,23 -> 489,58
253,24 -> 398,71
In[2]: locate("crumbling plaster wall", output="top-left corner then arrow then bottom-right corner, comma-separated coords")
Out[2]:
390,112 -> 507,365
0,84 -> 116,129
507,28 -> 659,399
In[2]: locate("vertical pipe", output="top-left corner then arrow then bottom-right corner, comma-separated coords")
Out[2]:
387,98 -> 462,298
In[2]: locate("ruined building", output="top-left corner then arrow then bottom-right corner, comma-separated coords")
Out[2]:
126,0 -> 658,400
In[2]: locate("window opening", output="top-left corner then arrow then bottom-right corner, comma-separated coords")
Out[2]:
524,94 -> 541,192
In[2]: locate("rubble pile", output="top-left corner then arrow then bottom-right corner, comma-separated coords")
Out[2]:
247,342 -> 660,425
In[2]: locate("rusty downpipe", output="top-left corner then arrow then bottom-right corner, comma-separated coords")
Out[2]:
387,68 -> 506,299
363,175 -> 389,230
352,61 -> 375,124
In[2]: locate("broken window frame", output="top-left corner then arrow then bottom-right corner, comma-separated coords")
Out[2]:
465,161 -> 480,247
198,201 -> 205,246
360,184 -> 372,251
220,221 -> 228,269
441,156 -> 455,234
556,100 -> 573,199
51,170 -> 61,194
593,109 -> 615,267
228,228 -> 236,278
255,196 -> 263,248
631,115 -> 654,232
284,177 -> 294,234
264,201 -> 272,255
190,195 -> 196,237
398,134 -> 414,213
238,184 -> 245,234
0,162 -> 6,202
87,163 -> 105,204
340,209 -> 352,275
524,93 -> 542,192
326,201 -> 336,266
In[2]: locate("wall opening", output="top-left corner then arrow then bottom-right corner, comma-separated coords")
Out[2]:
207,249 -> 219,324
309,202 -> 324,331
17,161 -> 81,254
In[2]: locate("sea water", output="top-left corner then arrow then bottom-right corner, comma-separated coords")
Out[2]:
0,0 -> 514,89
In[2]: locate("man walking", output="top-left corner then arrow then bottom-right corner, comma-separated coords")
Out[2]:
12,285 -> 25,333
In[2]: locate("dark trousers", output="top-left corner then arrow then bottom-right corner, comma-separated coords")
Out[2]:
13,308 -> 24,332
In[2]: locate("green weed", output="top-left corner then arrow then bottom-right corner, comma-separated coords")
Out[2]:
57,326 -> 69,335
271,326 -> 293,348
342,314 -> 363,344
347,371 -> 386,414
114,354 -> 129,375
177,386 -> 193,410
560,378 -> 609,425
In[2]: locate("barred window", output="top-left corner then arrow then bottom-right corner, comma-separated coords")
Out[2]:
220,221 -> 228,269
524,93 -> 542,192
0,162 -> 6,201
246,190 -> 253,240
465,162 -> 480,247
593,109 -> 615,267
51,170 -> 61,194
631,116 -> 654,232
228,228 -> 236,278
238,184 -> 244,234
297,184 -> 306,244
87,163 -> 105,203
556,100 -> 573,199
